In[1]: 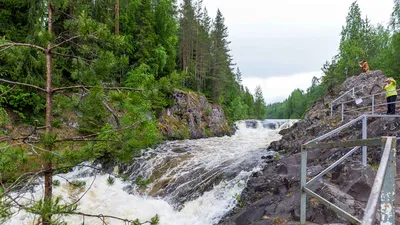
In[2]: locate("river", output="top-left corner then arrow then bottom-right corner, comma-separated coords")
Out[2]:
5,119 -> 297,225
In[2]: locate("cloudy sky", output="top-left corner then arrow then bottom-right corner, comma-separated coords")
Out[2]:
201,0 -> 393,103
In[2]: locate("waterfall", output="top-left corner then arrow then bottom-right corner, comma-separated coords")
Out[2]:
5,119 -> 297,225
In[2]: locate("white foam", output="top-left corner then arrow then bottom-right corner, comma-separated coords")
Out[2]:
5,120 -> 294,225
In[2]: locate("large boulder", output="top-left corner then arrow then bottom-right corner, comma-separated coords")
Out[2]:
159,90 -> 232,139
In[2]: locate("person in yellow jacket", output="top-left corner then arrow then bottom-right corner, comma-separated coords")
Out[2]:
359,60 -> 370,73
383,77 -> 398,114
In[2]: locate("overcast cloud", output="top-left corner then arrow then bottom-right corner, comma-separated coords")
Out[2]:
201,0 -> 393,103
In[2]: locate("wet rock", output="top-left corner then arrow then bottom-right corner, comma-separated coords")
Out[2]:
159,90 -> 232,140
261,151 -> 278,163
245,120 -> 259,129
221,71 -> 400,224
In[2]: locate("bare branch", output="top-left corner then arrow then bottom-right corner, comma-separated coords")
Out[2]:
0,85 -> 16,97
52,52 -> 91,63
50,35 -> 82,50
0,43 -> 46,52
55,123 -> 138,142
0,78 -> 47,92
53,85 -> 142,93
103,101 -> 120,128
70,212 -> 152,224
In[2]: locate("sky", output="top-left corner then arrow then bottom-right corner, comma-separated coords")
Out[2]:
200,0 -> 394,103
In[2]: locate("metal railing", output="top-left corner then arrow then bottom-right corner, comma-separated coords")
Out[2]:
331,87 -> 400,121
330,85 -> 365,117
300,114 -> 398,224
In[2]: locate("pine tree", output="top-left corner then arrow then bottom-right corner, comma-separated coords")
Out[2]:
154,0 -> 178,78
210,9 -> 232,102
236,67 -> 243,84
253,85 -> 266,119
391,0 -> 400,31
134,0 -> 158,70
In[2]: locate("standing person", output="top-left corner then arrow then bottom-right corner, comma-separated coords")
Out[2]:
383,77 -> 398,114
359,60 -> 370,73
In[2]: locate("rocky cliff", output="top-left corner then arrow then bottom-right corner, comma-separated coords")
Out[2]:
221,70 -> 400,224
159,90 -> 232,140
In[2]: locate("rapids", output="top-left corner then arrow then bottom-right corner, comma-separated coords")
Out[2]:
5,119 -> 297,225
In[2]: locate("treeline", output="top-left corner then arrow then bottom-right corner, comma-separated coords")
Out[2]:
266,77 -> 325,119
177,0 -> 266,120
0,0 -> 266,125
0,0 -> 268,223
267,0 -> 400,119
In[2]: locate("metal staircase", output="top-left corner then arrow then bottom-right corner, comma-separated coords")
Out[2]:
300,114 -> 399,224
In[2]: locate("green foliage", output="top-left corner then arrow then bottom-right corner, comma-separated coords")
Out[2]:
254,86 -> 267,119
230,96 -> 249,121
205,107 -> 212,116
78,88 -> 108,134
150,214 -> 160,225
26,197 -> 77,225
131,214 -> 159,225
234,193 -> 244,208
0,1 -> 262,223
52,180 -> 61,187
135,176 -> 151,189
266,77 -> 326,119
70,180 -> 86,189
0,107 -> 10,127
0,193 -> 12,224
125,64 -> 155,89
40,132 -> 58,148
107,176 -> 115,186
0,144 -> 28,175
0,86 -> 45,121
321,1 -> 394,88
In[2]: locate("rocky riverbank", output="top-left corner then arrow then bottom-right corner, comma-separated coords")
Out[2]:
159,90 -> 232,140
220,70 -> 400,224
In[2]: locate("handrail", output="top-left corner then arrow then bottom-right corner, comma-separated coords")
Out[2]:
362,137 -> 396,225
343,100 -> 400,113
300,115 -> 397,225
336,87 -> 400,106
330,85 -> 365,117
331,85 -> 365,106
304,115 -> 365,145
332,87 -> 400,121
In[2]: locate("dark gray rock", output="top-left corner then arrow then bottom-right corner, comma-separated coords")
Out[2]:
245,120 -> 259,129
220,71 -> 400,225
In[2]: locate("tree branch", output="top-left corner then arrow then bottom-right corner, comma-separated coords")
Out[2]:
55,123 -> 138,143
52,52 -> 91,63
52,85 -> 142,93
50,35 -> 83,50
103,100 -> 120,128
0,78 -> 46,92
70,212 -> 152,224
0,43 -> 46,52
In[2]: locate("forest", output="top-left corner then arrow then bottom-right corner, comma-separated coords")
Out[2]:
266,0 -> 400,119
0,0 -> 268,224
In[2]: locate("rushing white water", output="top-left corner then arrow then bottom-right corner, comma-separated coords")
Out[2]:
5,119 -> 297,225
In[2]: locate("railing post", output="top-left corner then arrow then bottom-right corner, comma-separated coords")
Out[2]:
300,145 -> 307,225
371,95 -> 374,115
341,103 -> 344,122
381,138 -> 396,224
330,104 -> 333,117
362,116 -> 367,166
